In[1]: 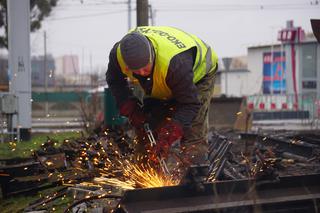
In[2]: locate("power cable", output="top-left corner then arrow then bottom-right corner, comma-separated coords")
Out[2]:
57,0 -> 131,7
154,3 -> 319,12
46,9 -> 127,21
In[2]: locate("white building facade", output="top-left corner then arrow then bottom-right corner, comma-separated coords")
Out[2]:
245,21 -> 320,123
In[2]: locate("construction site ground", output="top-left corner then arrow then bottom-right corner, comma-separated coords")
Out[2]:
0,128 -> 319,212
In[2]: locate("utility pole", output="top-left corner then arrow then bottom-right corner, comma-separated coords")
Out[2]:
136,0 -> 148,26
44,31 -> 48,116
148,4 -> 154,26
128,0 -> 131,30
81,48 -> 84,74
90,52 -> 93,74
134,0 -> 149,100
222,57 -> 232,97
271,44 -> 274,95
7,0 -> 32,140
280,43 -> 283,95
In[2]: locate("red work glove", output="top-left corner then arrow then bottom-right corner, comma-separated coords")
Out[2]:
119,99 -> 147,129
152,119 -> 183,159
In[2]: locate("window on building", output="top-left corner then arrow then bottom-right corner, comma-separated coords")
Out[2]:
301,43 -> 317,78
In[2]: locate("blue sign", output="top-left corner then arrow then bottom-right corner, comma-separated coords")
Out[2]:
263,52 -> 286,94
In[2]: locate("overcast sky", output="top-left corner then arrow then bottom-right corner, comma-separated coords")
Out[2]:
30,0 -> 320,73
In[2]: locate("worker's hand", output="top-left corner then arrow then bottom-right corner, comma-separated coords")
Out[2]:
119,98 -> 147,129
152,119 -> 183,158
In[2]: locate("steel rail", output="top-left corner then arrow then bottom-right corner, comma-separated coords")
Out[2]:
115,173 -> 320,213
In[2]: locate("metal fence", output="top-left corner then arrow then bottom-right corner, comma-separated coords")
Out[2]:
247,93 -> 319,128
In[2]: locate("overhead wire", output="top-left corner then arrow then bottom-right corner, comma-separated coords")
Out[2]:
153,3 -> 319,12
149,0 -> 317,4
47,1 -> 319,21
46,9 -> 128,21
56,0 -> 132,7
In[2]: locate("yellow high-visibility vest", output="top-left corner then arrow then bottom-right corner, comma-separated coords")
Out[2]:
117,26 -> 218,100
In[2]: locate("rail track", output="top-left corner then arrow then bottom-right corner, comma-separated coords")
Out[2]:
116,173 -> 320,213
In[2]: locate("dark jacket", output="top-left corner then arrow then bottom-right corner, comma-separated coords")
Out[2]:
106,43 -> 201,128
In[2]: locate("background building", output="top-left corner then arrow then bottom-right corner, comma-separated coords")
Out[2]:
55,55 -> 80,76
214,56 -> 249,97
245,20 -> 319,124
247,20 -> 319,97
31,55 -> 56,87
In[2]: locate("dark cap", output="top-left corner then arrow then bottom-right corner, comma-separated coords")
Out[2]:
120,32 -> 152,70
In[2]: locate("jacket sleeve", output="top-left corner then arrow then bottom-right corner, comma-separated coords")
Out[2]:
166,48 -> 201,128
105,43 -> 133,107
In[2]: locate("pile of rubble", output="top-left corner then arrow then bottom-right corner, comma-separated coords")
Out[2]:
238,131 -> 320,177
0,129 -> 319,212
0,128 -> 134,211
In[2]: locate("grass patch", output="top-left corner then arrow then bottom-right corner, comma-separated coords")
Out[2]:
0,194 -> 36,213
0,131 -> 82,159
0,186 -> 73,213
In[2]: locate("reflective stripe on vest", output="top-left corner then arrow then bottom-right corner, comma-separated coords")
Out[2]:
117,26 -> 218,100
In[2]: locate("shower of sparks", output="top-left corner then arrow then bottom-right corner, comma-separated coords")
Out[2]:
99,160 -> 180,189
72,132 -> 181,190
94,177 -> 135,190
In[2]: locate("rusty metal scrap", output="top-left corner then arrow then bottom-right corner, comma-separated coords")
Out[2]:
207,134 -> 233,182
1,129 -> 320,212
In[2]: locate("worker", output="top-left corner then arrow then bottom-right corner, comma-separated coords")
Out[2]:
106,26 -> 218,170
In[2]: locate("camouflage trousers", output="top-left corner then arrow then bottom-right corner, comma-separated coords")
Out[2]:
177,70 -> 216,166
184,70 -> 216,145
